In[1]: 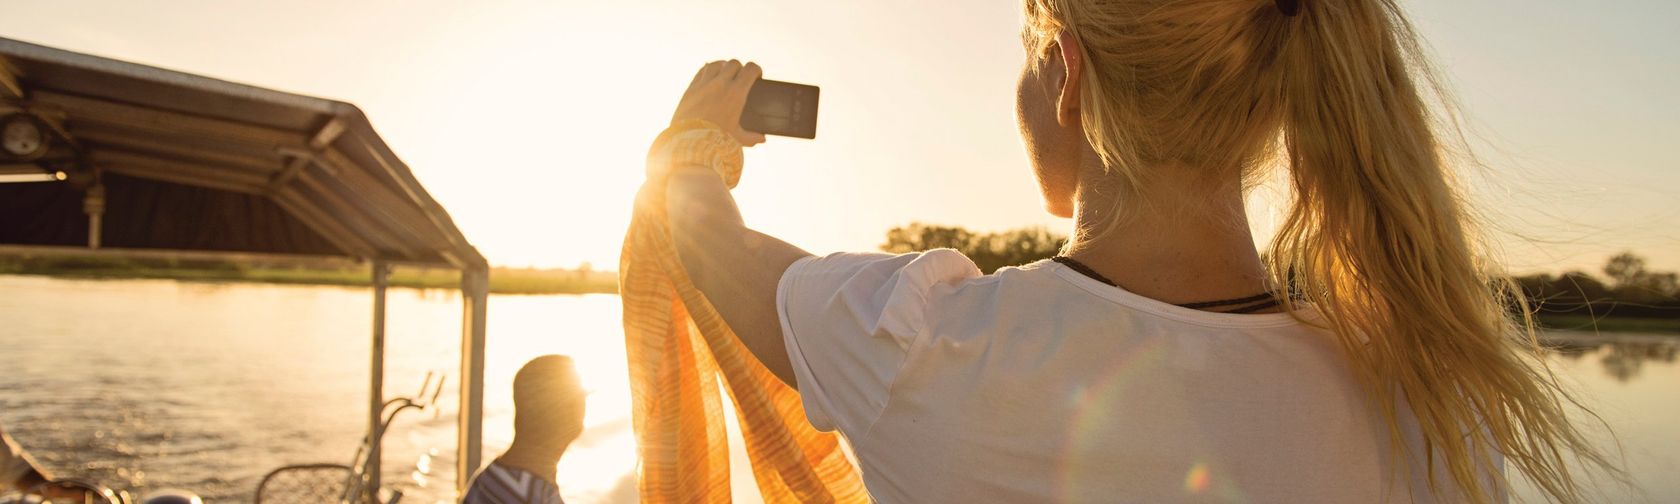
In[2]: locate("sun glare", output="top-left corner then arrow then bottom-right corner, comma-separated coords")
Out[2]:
1184,462 -> 1211,494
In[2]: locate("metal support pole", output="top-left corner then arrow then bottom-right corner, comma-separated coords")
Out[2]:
456,265 -> 489,495
83,183 -> 104,249
369,261 -> 390,502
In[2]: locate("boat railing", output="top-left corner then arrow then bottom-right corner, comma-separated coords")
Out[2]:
255,372 -> 448,504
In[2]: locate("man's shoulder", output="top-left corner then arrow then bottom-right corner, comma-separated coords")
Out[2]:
461,462 -> 562,504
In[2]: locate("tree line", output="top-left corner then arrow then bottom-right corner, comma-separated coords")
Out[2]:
880,222 -> 1680,320
880,222 -> 1067,275
1514,252 -> 1680,319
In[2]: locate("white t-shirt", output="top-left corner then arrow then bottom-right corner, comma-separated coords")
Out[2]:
776,250 -> 1498,503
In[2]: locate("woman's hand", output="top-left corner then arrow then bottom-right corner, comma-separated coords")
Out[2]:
671,60 -> 767,147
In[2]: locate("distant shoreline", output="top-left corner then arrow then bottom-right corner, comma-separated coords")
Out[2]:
0,265 -> 618,295
4,268 -> 1677,334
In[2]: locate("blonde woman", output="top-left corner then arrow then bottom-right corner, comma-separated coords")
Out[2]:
650,0 -> 1614,502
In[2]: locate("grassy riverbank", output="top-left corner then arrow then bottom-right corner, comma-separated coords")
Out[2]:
0,254 -> 618,295
1534,314 -> 1680,334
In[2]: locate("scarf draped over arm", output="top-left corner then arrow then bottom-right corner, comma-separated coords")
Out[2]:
620,120 -> 868,503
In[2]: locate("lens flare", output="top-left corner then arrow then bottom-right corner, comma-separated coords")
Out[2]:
1184,462 -> 1211,494
1055,338 -> 1169,500
1053,335 -> 1248,501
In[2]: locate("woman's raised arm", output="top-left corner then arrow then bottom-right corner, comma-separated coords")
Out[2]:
659,60 -> 812,388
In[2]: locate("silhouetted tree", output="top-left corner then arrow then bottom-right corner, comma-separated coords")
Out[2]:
1603,252 -> 1646,288
881,223 -> 976,255
1602,252 -> 1680,302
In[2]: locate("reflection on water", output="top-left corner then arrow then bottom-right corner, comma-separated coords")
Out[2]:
1543,335 -> 1679,382
0,275 -> 1675,502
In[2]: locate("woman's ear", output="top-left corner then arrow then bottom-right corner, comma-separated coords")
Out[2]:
1054,30 -> 1083,127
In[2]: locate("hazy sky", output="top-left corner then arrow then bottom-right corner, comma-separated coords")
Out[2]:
3,0 -> 1675,274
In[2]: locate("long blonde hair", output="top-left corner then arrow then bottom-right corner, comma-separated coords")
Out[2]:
1022,0 -> 1618,501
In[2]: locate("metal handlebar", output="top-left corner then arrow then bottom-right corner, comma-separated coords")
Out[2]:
336,372 -> 449,504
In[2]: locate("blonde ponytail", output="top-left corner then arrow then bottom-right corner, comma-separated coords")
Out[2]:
1023,0 -> 1620,501
1274,1 -> 1619,501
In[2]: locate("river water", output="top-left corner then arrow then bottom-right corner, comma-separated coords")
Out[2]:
0,275 -> 1673,502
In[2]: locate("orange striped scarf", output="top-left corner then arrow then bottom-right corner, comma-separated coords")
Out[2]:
620,120 -> 868,503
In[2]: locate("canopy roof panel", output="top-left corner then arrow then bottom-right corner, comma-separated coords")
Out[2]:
0,36 -> 483,268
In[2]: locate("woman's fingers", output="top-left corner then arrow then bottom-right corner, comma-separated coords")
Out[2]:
698,59 -> 758,89
698,60 -> 734,87
702,60 -> 726,78
734,62 -> 763,97
716,59 -> 743,81
736,62 -> 762,84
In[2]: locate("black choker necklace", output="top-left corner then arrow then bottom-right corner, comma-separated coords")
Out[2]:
1051,256 -> 1284,314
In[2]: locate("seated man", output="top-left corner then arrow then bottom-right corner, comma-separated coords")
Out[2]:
463,355 -> 586,504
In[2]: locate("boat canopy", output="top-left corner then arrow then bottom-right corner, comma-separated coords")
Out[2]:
0,37 -> 482,267
0,36 -> 489,496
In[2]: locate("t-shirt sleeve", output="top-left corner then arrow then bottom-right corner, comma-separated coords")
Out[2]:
776,248 -> 982,435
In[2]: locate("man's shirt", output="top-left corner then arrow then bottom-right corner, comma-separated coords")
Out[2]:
461,461 -> 562,504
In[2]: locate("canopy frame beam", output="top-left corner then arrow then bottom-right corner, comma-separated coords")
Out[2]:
457,265 -> 489,494
0,55 -> 23,100
368,261 -> 390,501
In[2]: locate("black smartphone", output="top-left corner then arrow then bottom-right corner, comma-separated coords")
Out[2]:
740,79 -> 819,139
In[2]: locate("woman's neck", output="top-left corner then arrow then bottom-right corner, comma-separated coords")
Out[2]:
1063,164 -> 1273,309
